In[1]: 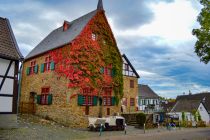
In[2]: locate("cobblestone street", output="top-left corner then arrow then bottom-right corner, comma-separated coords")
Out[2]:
0,115 -> 210,140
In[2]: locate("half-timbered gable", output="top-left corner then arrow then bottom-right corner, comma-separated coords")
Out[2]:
121,54 -> 140,113
0,17 -> 23,128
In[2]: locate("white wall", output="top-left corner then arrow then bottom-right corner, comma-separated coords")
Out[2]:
198,103 -> 210,124
0,78 -> 14,95
0,58 -> 15,113
0,97 -> 13,112
0,58 -> 15,76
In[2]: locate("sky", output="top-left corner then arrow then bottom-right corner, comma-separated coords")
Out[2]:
0,0 -> 209,98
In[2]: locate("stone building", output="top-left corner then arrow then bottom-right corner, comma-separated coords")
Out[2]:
20,0 -> 124,128
121,54 -> 140,113
0,17 -> 23,128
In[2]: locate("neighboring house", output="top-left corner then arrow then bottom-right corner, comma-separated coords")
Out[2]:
175,92 -> 210,124
0,17 -> 23,128
121,54 -> 140,113
169,99 -> 209,125
161,101 -> 176,113
20,0 -> 123,128
138,84 -> 160,112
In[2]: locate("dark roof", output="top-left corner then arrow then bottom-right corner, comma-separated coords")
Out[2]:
97,0 -> 104,11
0,17 -> 23,60
138,84 -> 159,99
171,99 -> 201,112
161,101 -> 176,112
25,10 -> 97,60
122,54 -> 140,78
176,92 -> 210,113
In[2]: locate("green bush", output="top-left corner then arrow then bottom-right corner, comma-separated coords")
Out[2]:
136,113 -> 146,127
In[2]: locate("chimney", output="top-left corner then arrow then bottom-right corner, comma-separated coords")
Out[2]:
63,21 -> 70,31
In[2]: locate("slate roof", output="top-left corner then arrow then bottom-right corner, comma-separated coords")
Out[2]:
122,54 -> 140,78
138,84 -> 159,99
0,17 -> 23,60
171,99 -> 201,112
176,92 -> 210,113
25,10 -> 97,60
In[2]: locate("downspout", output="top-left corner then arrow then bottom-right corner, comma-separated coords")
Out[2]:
17,60 -> 23,114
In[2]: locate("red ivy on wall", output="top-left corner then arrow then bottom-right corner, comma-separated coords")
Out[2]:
50,11 -> 117,95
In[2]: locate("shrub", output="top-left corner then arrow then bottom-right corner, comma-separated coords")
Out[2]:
136,113 -> 146,127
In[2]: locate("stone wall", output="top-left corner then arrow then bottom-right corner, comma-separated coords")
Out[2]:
122,76 -> 138,113
20,50 -> 121,128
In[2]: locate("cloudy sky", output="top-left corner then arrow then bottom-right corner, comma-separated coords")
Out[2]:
1,0 -> 209,98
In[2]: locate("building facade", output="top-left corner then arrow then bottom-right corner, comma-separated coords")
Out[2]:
138,84 -> 160,113
169,99 -> 209,125
0,17 -> 23,128
20,0 -> 124,128
121,54 -> 140,113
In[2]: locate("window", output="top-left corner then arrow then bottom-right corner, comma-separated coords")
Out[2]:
29,60 -> 36,75
130,98 -> 135,106
83,87 -> 93,95
102,87 -> 112,96
101,87 -> 112,106
104,65 -> 112,76
44,56 -> 52,72
107,108 -> 110,115
130,80 -> 134,88
82,88 -> 94,106
103,97 -> 111,106
92,33 -> 96,41
41,87 -> 50,105
82,96 -> 93,106
124,63 -> 129,71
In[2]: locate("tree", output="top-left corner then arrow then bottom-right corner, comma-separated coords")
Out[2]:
192,0 -> 210,64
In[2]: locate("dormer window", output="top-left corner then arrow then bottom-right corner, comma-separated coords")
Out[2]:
63,21 -> 70,31
92,33 -> 96,41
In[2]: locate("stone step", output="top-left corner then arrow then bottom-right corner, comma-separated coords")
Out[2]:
0,114 -> 18,129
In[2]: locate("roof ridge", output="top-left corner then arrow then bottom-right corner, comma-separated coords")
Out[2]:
25,10 -> 98,60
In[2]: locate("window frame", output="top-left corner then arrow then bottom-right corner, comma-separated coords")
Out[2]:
82,87 -> 94,106
130,98 -> 135,106
41,87 -> 50,105
44,55 -> 52,72
91,33 -> 96,41
130,80 -> 134,88
29,60 -> 36,75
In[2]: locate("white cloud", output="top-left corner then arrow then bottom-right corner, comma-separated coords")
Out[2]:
140,0 -> 199,42
111,0 -> 200,47
137,70 -> 157,77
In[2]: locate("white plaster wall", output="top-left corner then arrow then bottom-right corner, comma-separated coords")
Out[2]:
0,58 -> 14,76
0,78 -> 14,95
0,97 -> 13,112
198,103 -> 210,124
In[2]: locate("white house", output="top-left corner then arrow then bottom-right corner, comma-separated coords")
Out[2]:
175,92 -> 210,124
138,84 -> 160,113
169,99 -> 209,125
0,17 -> 23,128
